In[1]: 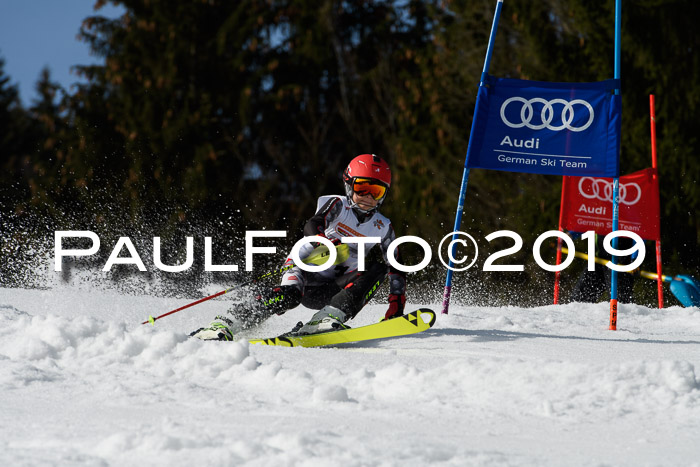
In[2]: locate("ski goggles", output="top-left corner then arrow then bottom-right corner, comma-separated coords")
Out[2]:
352,178 -> 387,200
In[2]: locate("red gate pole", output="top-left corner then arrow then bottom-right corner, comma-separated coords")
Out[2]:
650,94 -> 664,309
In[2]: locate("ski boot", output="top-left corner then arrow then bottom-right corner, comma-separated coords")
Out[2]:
189,315 -> 235,341
295,305 -> 350,335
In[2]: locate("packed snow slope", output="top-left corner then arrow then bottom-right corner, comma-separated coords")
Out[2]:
1,286 -> 699,466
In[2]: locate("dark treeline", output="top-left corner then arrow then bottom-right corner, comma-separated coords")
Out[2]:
1,0 -> 698,303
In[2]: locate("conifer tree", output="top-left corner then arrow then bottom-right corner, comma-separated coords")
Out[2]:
0,57 -> 33,208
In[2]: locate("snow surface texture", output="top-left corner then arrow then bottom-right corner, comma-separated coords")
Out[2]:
1,286 -> 699,466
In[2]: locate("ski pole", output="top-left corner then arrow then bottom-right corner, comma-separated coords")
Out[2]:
141,242 -> 349,325
141,266 -> 289,325
558,246 -> 700,307
559,246 -> 676,282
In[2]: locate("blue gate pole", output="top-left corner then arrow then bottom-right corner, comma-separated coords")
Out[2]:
609,0 -> 622,330
442,0 -> 504,315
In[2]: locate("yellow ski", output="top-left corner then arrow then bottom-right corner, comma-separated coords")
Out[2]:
249,308 -> 436,348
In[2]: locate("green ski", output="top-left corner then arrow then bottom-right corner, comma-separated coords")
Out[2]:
249,308 -> 436,348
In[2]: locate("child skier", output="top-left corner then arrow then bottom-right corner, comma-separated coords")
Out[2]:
191,154 -> 407,340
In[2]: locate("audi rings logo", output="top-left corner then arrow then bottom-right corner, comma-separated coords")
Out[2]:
578,178 -> 642,205
500,97 -> 595,132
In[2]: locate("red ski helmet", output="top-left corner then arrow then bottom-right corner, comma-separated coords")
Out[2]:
342,154 -> 392,212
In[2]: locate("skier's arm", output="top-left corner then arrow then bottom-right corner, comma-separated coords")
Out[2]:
285,198 -> 344,268
303,198 -> 343,238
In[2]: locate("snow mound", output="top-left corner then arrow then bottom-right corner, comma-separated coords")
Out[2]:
2,288 -> 700,465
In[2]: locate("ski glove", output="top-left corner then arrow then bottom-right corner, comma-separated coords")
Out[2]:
384,293 -> 405,320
